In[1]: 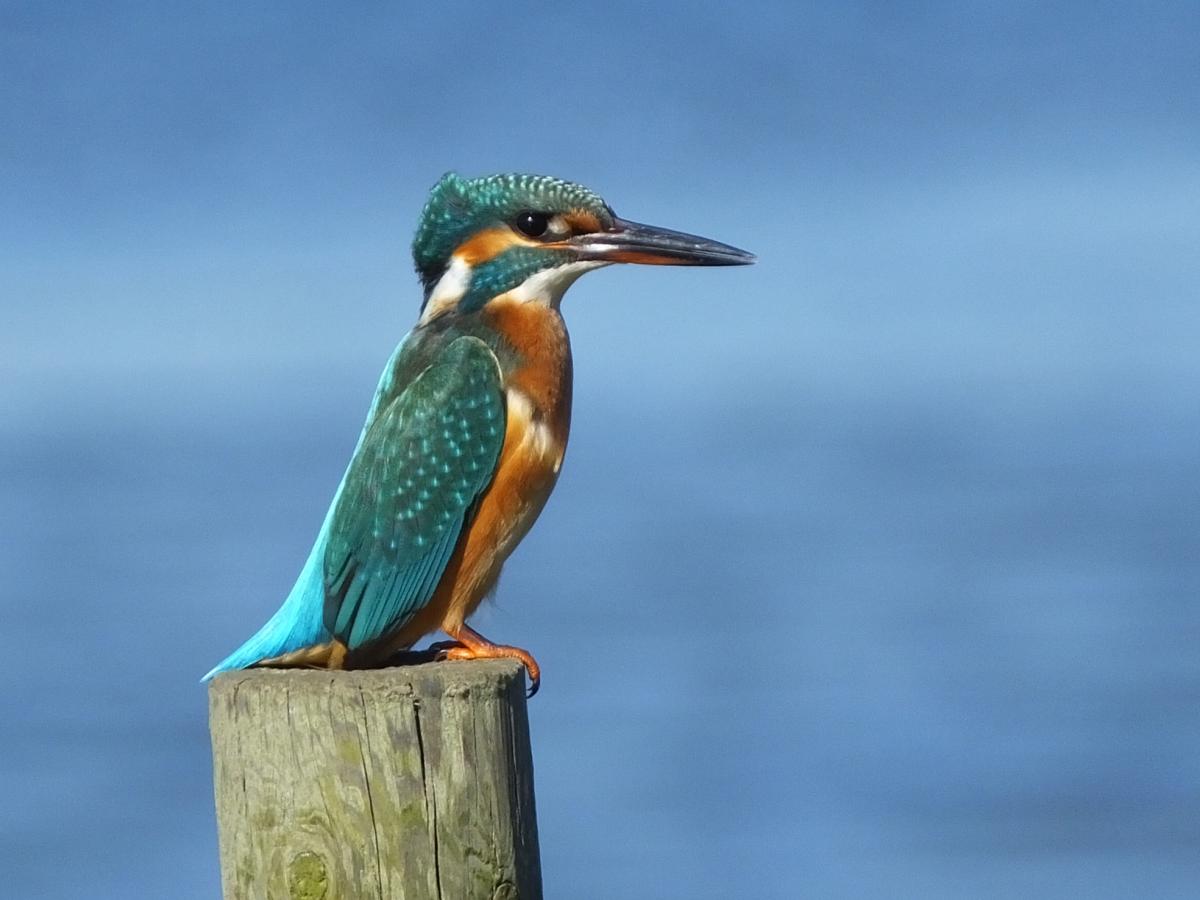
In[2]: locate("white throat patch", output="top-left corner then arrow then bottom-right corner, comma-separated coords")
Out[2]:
507,260 -> 610,308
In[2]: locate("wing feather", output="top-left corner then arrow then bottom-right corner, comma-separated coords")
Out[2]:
323,335 -> 505,650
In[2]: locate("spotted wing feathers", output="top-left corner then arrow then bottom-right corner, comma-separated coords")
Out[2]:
323,336 -> 505,650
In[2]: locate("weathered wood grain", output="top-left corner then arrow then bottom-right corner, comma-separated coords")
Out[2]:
208,661 -> 541,900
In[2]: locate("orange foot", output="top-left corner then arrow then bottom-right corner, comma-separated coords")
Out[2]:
435,624 -> 542,697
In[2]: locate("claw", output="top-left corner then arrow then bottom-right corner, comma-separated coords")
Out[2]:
438,625 -> 541,698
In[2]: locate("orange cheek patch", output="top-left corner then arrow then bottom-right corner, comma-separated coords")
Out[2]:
454,228 -> 530,265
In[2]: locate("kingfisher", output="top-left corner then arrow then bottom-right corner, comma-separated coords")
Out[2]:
204,172 -> 754,695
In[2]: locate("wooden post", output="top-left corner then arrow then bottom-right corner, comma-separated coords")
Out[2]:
208,661 -> 541,900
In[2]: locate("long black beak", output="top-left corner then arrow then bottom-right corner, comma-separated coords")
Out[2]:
571,217 -> 756,266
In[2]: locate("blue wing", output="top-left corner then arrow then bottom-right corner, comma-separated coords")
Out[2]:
203,334 -> 505,679
323,336 -> 505,649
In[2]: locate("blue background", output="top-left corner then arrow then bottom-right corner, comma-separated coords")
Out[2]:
3,2 -> 1198,897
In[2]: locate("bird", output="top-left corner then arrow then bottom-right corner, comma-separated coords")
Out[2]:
204,172 -> 754,695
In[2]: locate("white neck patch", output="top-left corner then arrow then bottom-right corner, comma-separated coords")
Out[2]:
506,260 -> 610,309
420,255 -> 473,324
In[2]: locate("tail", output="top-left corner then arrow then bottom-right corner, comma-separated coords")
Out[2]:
203,336 -> 411,682
202,537 -> 331,681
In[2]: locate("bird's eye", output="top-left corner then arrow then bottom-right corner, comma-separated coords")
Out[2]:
514,211 -> 550,238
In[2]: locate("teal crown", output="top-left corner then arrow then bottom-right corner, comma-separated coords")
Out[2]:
412,172 -> 614,295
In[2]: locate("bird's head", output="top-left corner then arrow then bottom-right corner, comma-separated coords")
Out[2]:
412,172 -> 754,317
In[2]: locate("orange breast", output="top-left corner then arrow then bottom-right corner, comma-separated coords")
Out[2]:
481,298 -> 573,447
